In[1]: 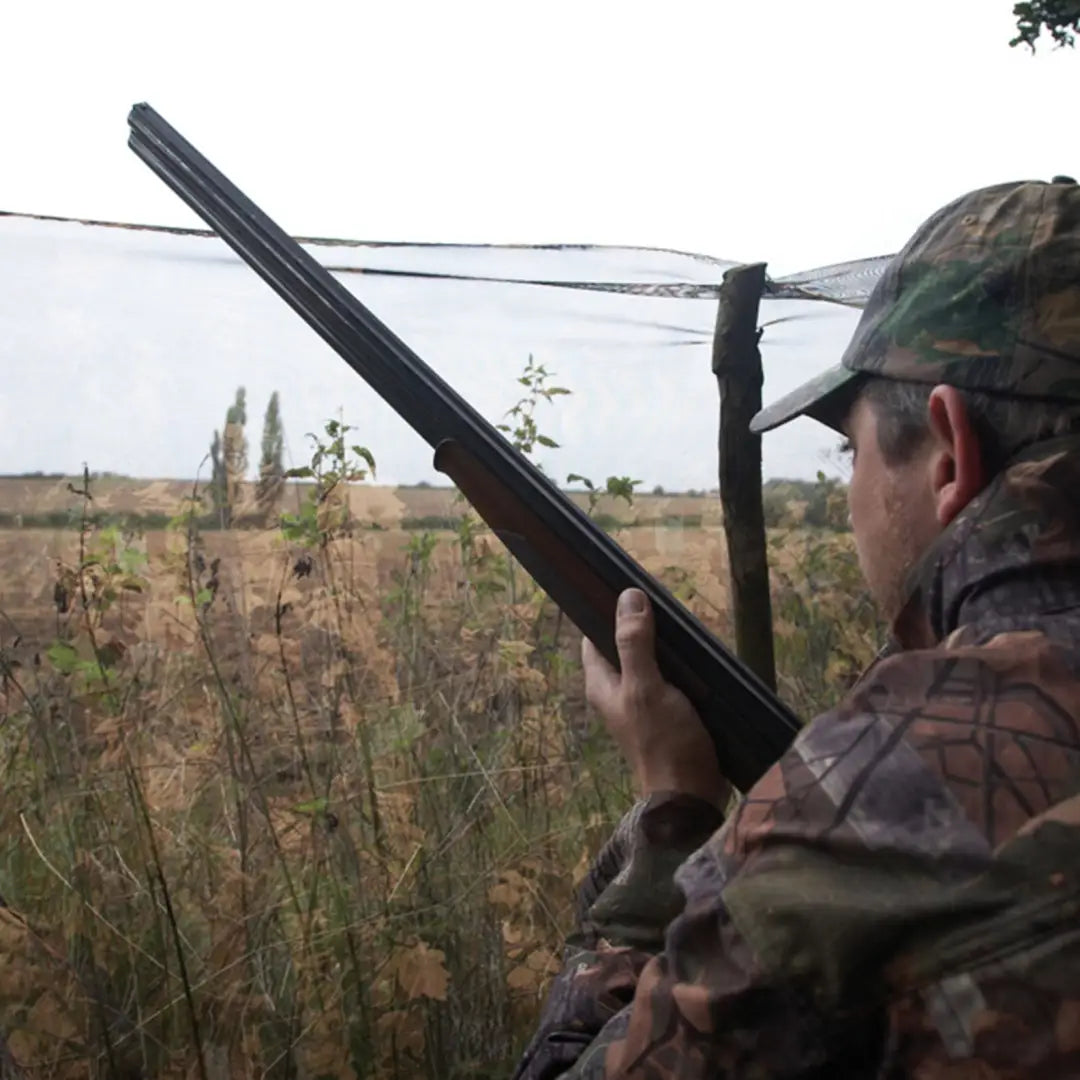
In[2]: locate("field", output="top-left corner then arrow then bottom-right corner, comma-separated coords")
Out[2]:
0,476 -> 880,1079
0,478 -> 722,531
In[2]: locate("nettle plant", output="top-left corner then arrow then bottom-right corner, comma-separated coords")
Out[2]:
565,473 -> 639,519
47,470 -> 149,693
280,418 -> 377,547
496,354 -> 570,460
496,354 -> 641,521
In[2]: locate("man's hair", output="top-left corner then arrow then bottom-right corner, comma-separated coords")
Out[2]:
860,378 -> 1080,474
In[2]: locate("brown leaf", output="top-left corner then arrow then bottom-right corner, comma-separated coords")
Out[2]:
377,1009 -> 425,1058
506,965 -> 538,991
525,947 -> 559,975
395,939 -> 449,1002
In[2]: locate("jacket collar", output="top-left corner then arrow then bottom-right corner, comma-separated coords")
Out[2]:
892,433 -> 1080,651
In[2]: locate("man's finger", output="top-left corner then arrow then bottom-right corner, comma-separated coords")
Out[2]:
613,588 -> 662,688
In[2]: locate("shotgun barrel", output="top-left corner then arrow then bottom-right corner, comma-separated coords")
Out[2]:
127,103 -> 801,791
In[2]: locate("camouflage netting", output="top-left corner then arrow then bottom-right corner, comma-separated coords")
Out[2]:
0,211 -> 880,486
1,210 -> 889,310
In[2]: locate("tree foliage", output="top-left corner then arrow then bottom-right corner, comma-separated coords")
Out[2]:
225,386 -> 247,427
256,390 -> 286,519
207,387 -> 249,527
1011,0 -> 1080,49
222,387 -> 248,526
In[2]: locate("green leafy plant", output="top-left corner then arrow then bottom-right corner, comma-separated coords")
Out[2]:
496,354 -> 570,461
768,474 -> 882,717
565,473 -> 642,520
281,417 -> 376,546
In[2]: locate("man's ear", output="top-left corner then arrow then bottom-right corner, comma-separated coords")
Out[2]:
926,385 -> 985,526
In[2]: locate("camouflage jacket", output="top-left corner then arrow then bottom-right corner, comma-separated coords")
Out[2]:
514,434 -> 1080,1078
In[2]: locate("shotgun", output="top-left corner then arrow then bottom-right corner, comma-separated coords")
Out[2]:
127,103 -> 801,792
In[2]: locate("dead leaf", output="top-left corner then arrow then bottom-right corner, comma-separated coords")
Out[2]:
525,947 -> 559,975
395,939 -> 449,1002
377,1008 -> 425,1058
507,965 -> 537,991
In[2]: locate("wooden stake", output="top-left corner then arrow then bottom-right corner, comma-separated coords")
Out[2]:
712,263 -> 776,691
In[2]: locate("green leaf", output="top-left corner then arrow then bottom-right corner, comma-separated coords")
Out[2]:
605,476 -> 641,506
352,445 -> 377,473
46,641 -> 79,674
195,588 -> 214,607
285,466 -> 314,479
76,659 -> 112,684
293,796 -> 330,816
120,548 -> 148,574
536,435 -> 559,448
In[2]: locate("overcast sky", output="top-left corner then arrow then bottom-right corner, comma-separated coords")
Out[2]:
2,2 -> 1076,488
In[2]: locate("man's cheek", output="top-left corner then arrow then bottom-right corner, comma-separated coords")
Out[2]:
848,492 -> 883,596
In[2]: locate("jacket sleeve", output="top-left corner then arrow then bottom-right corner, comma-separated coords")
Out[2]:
512,792 -> 724,1080
512,792 -> 890,1080
537,874 -> 886,1079
513,681 -> 952,1079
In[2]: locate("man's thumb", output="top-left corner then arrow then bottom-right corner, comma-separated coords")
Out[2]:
614,589 -> 659,682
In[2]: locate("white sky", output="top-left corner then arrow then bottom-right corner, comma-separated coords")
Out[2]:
1,1 -> 1076,488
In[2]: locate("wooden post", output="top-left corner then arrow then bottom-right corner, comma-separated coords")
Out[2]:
711,263 -> 777,691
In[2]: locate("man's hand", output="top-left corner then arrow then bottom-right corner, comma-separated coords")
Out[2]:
582,588 -> 730,809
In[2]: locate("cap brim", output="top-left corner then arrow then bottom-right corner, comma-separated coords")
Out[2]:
749,364 -> 864,435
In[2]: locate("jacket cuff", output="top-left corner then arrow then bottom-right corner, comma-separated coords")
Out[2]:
574,792 -> 725,952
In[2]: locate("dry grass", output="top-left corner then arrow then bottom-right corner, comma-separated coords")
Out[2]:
0,471 -> 880,1078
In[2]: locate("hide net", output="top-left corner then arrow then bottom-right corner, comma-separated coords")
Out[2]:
0,210 -> 889,485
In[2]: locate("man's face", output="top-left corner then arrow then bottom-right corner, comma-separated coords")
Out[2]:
844,394 -> 943,624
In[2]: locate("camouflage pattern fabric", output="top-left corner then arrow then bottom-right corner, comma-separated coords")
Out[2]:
514,433 -> 1080,1078
751,176 -> 1080,433
0,1040 -> 23,1080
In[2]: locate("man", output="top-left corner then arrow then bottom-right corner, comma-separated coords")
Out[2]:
514,177 -> 1080,1077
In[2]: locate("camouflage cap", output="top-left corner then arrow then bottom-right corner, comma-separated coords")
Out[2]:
750,176 -> 1080,434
